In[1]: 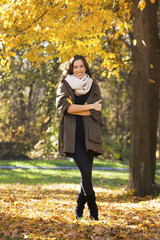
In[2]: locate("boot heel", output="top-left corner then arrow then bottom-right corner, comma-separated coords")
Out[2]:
86,192 -> 98,220
75,192 -> 86,219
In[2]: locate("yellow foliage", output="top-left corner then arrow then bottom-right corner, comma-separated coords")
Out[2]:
133,39 -> 137,46
8,51 -> 16,57
0,0 -> 132,74
0,184 -> 160,240
101,71 -> 106,77
6,61 -> 10,70
138,0 -> 146,11
115,70 -> 119,78
149,79 -> 155,84
66,98 -> 73,104
108,72 -> 112,78
1,59 -> 6,66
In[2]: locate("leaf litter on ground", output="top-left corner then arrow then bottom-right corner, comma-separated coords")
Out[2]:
0,183 -> 160,240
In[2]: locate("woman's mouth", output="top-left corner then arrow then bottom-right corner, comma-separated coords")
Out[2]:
76,73 -> 84,77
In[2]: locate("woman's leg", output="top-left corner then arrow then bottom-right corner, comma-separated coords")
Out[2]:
74,140 -> 98,220
74,139 -> 94,196
75,190 -> 86,219
74,139 -> 93,218
79,150 -> 94,195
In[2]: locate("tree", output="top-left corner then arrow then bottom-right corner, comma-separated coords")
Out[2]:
128,0 -> 160,196
0,51 -> 60,157
0,0 -> 131,76
148,0 -> 160,185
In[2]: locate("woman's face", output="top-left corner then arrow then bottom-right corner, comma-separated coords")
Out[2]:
73,59 -> 86,79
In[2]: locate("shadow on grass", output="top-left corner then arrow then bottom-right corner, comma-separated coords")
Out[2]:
0,158 -> 130,169
0,168 -> 129,189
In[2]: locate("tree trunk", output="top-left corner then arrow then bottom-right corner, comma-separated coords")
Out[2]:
128,0 -> 153,196
148,0 -> 160,184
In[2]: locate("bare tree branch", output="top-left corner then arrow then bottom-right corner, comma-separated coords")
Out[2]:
16,9 -> 49,35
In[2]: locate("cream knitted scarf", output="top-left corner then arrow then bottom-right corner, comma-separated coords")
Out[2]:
65,74 -> 93,95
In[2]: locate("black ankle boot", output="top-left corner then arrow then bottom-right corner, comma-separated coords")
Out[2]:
75,192 -> 86,219
86,192 -> 98,220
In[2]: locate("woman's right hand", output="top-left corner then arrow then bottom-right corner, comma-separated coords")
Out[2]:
93,100 -> 102,112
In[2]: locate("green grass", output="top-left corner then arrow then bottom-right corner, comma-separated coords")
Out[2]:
0,158 -> 159,189
0,168 -> 129,188
0,158 -> 129,188
0,157 -> 129,168
157,160 -> 160,170
0,157 -> 159,169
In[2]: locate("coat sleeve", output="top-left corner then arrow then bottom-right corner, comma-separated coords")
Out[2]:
56,81 -> 72,115
90,84 -> 101,123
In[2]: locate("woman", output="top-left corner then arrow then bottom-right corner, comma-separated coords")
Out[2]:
56,55 -> 102,220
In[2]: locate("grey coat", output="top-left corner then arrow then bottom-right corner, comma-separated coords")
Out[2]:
56,79 -> 103,157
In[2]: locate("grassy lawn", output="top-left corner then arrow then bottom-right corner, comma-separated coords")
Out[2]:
0,157 -> 159,169
0,158 -> 160,187
0,158 -> 130,188
0,168 -> 130,188
0,157 -> 129,168
0,160 -> 129,189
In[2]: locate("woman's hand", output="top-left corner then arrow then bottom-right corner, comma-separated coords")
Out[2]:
93,100 -> 102,112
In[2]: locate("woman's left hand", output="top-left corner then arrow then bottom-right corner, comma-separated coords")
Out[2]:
93,100 -> 102,112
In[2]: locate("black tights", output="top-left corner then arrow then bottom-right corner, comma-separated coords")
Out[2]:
73,138 -> 95,196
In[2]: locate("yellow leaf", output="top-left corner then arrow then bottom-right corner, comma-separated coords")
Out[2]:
113,32 -> 119,40
142,40 -> 146,47
43,117 -> 50,123
150,0 -> 155,3
101,71 -> 106,77
118,23 -> 124,32
1,59 -> 6,66
66,98 -> 72,104
138,0 -> 146,11
28,40 -> 33,45
115,71 -> 119,78
15,131 -> 20,136
149,79 -> 155,84
133,39 -> 137,46
108,72 -> 112,78
6,62 -> 10,70
5,47 -> 9,54
124,21 -> 129,30
9,51 -> 16,57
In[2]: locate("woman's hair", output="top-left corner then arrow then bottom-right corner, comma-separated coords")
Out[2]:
59,55 -> 92,82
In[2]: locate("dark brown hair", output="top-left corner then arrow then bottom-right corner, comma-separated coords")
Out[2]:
59,55 -> 92,82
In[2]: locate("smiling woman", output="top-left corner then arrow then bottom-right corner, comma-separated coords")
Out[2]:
73,59 -> 86,79
56,55 -> 102,220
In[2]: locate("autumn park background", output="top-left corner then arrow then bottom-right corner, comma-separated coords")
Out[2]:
0,0 -> 160,239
